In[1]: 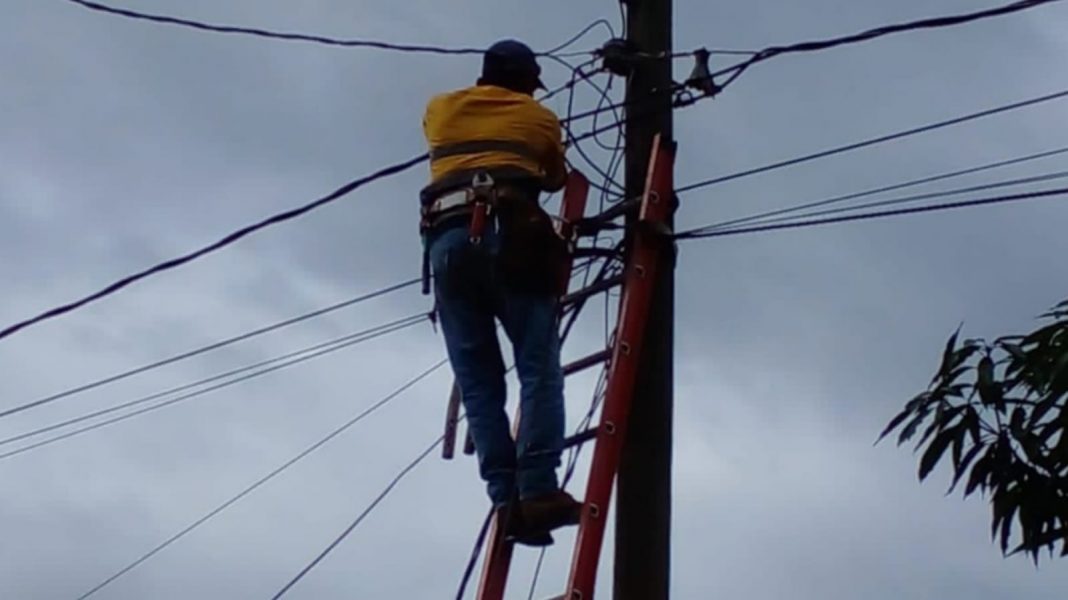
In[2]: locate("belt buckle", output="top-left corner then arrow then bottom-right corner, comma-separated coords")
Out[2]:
433,191 -> 467,213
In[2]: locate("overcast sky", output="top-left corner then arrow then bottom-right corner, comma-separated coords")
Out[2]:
2,1 -> 1068,599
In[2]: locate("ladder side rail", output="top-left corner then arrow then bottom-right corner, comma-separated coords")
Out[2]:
564,136 -> 674,600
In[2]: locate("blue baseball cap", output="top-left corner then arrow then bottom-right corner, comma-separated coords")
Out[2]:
482,39 -> 545,90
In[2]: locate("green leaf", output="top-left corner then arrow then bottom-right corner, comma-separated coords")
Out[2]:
1000,341 -> 1028,363
952,421 -> 968,467
878,409 -> 912,443
937,326 -> 963,383
1027,395 -> 1060,429
898,409 -> 929,446
1010,406 -> 1027,439
950,442 -> 985,493
965,407 -> 983,444
919,427 -> 956,481
915,405 -> 966,451
1024,322 -> 1064,346
977,356 -> 1002,409
965,451 -> 994,496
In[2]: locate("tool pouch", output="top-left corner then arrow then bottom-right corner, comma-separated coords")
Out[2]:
495,197 -> 568,296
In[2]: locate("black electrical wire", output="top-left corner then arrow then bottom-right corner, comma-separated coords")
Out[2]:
74,359 -> 448,600
0,278 -> 420,420
0,154 -> 428,343
64,0 -> 485,54
696,145 -> 1068,233
0,314 -> 427,449
675,185 -> 1068,240
453,506 -> 496,600
582,70 -> 627,318
590,75 -> 625,153
700,169 -> 1068,234
271,434 -> 445,599
67,0 -> 619,59
675,88 -> 1068,194
550,55 -> 623,194
526,548 -> 549,600
0,315 -> 427,462
708,0 -> 1066,92
551,56 -> 626,196
543,19 -> 616,56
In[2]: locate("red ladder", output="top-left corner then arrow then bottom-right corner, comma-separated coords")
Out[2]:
457,136 -> 674,600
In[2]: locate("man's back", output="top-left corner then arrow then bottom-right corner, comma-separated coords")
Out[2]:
423,85 -> 566,192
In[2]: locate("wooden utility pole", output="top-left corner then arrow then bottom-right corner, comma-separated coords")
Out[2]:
615,0 -> 675,599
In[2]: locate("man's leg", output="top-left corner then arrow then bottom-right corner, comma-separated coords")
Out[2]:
498,290 -> 565,500
429,226 -> 515,506
498,289 -> 579,534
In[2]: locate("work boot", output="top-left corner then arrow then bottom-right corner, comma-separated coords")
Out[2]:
519,490 -> 583,534
497,504 -> 555,547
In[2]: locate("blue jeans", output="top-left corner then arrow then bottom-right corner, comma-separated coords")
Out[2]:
427,220 -> 565,506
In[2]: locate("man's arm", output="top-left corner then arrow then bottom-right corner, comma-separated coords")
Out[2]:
540,112 -> 568,192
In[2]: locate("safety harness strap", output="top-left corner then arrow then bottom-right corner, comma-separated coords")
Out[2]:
429,139 -> 541,163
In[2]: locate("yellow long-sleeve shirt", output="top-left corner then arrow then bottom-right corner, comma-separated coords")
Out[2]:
422,85 -> 567,196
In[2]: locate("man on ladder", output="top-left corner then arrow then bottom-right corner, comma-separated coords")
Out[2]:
420,40 -> 582,546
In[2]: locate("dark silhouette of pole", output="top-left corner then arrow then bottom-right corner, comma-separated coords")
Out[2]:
615,1 -> 675,599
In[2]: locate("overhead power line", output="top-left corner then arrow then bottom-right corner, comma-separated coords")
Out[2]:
64,0 -> 486,54
543,19 -> 616,57
710,0 -> 1066,91
675,88 -> 1068,194
271,434 -> 445,600
0,314 -> 427,462
65,0 -> 615,59
0,278 -> 419,420
698,145 -> 1068,232
703,170 -> 1068,233
0,154 -> 427,344
0,314 -> 427,450
75,359 -> 448,600
674,186 -> 1068,240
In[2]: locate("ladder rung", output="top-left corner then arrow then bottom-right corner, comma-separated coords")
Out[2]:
574,198 -> 640,235
442,382 -> 462,460
572,247 -> 621,259
563,427 -> 599,449
563,349 -> 612,377
561,274 -> 625,308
